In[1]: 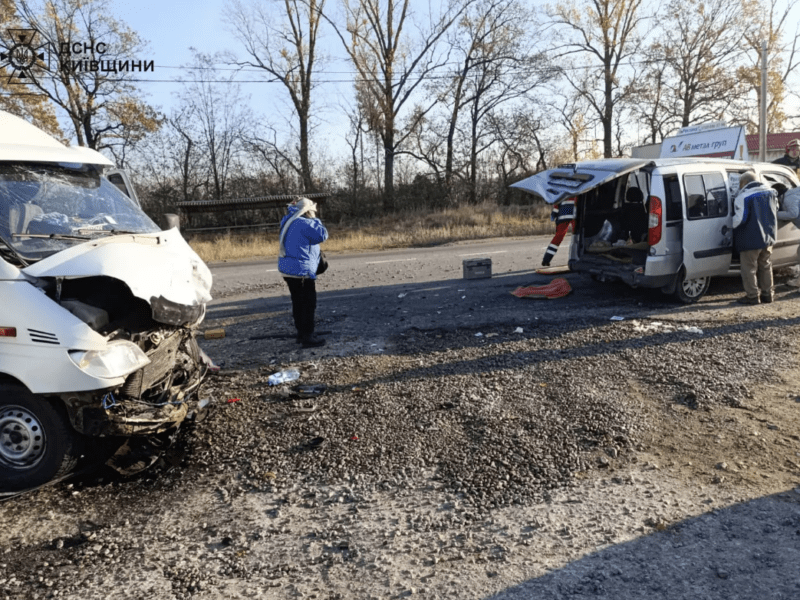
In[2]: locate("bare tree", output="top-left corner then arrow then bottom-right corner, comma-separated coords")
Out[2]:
552,91 -> 594,161
629,48 -> 674,144
226,0 -> 324,191
490,110 -> 548,200
246,125 -> 305,192
342,101 -> 367,200
175,51 -> 252,200
547,0 -> 646,158
330,0 -> 472,211
737,0 -> 800,132
439,0 -> 550,202
14,0 -> 161,151
646,0 -> 747,131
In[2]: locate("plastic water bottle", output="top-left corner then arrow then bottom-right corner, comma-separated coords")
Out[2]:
268,368 -> 300,386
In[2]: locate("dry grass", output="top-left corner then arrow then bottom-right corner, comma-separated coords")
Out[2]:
189,203 -> 554,263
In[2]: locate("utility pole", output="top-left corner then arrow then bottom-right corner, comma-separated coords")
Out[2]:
759,40 -> 767,162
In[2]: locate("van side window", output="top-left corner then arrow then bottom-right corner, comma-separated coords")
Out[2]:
662,175 -> 682,221
106,173 -> 129,197
683,173 -> 729,220
763,172 -> 795,190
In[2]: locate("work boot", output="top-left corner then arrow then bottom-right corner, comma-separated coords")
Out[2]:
760,294 -> 774,304
300,334 -> 326,348
736,295 -> 760,305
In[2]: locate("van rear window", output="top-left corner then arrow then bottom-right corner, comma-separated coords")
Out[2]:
662,176 -> 682,221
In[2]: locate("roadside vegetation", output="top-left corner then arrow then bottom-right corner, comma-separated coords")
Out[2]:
189,203 -> 554,263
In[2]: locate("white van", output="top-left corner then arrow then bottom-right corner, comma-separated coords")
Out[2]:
512,158 -> 800,302
0,111 -> 213,494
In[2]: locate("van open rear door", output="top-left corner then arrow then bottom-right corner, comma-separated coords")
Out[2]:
511,159 -> 654,204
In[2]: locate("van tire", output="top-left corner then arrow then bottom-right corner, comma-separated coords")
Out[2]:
0,385 -> 80,492
674,269 -> 710,303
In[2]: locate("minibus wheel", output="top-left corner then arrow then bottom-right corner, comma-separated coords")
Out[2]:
0,385 -> 80,492
674,269 -> 710,303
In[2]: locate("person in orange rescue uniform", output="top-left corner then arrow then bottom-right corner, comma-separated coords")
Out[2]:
541,196 -> 576,267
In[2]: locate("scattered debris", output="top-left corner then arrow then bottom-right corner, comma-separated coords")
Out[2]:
268,368 -> 301,385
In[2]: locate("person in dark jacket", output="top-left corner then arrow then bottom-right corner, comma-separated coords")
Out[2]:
278,197 -> 329,347
732,171 -> 778,305
772,139 -> 800,176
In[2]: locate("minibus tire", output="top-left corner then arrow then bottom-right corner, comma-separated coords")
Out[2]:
0,385 -> 80,492
674,269 -> 710,303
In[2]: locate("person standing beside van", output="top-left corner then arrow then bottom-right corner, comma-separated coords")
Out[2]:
732,171 -> 778,305
772,139 -> 800,176
278,197 -> 329,347
542,196 -> 576,266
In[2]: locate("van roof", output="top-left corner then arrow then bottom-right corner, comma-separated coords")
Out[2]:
0,110 -> 113,166
563,156 -> 761,171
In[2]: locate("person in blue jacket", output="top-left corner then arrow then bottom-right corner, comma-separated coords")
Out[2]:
278,197 -> 329,347
732,171 -> 778,305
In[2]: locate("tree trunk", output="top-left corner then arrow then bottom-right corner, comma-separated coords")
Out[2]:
470,113 -> 479,204
183,139 -> 193,202
604,69 -> 613,158
445,63 -> 468,193
384,141 -> 395,212
299,112 -> 314,192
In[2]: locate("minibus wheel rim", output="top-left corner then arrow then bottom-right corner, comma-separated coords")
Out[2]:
0,405 -> 46,469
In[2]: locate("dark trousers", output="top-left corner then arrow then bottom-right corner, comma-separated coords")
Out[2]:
284,277 -> 317,337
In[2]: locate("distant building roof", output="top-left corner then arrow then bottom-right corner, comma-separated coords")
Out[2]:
745,132 -> 800,153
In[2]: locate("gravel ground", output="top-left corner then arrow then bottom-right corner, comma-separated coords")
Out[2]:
1,257 -> 800,600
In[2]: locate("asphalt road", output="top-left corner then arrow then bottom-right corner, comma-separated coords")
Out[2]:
207,235 -> 553,296
198,234 -> 761,369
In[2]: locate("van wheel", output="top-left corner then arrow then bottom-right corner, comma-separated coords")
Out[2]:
674,270 -> 710,303
0,385 -> 80,492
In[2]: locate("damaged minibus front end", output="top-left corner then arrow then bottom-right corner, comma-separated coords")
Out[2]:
0,111 -> 213,493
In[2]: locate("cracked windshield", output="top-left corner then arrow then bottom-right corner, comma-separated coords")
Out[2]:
0,164 -> 158,261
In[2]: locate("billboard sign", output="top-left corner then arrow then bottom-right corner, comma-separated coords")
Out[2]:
660,126 -> 749,160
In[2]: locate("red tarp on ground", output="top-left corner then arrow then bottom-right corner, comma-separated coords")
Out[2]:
511,278 -> 572,299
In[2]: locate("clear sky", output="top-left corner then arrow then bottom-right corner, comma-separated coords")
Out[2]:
111,0 -> 354,159
113,0 -> 237,113
43,0 -> 800,160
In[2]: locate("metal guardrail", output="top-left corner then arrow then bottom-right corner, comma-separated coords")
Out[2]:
174,192 -> 332,233
175,192 -> 331,212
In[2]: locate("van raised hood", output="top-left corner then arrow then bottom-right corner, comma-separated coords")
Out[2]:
511,158 -> 654,204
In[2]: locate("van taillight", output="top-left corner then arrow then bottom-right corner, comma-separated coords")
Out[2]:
648,196 -> 663,246
0,327 -> 16,337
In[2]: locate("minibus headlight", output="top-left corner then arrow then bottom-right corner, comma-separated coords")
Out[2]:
69,340 -> 151,379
